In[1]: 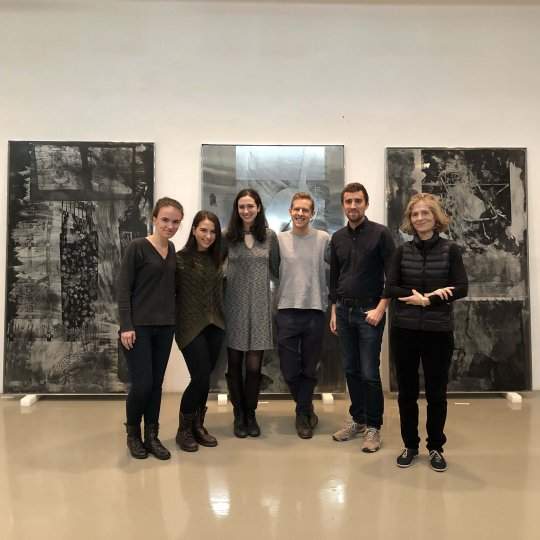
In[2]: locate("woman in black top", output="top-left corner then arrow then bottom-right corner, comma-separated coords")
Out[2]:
384,193 -> 468,472
118,197 -> 184,460
174,211 -> 225,452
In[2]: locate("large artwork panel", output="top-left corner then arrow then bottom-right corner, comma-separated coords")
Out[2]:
4,141 -> 154,394
386,148 -> 530,391
202,144 -> 346,394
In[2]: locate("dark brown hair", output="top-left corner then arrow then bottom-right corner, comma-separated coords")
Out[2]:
340,183 -> 369,205
183,210 -> 222,268
226,189 -> 268,243
152,197 -> 184,218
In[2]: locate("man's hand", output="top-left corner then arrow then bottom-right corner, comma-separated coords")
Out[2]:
365,307 -> 385,326
330,304 -> 338,335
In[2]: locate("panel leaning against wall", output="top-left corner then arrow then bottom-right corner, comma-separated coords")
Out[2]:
386,148 -> 530,391
202,144 -> 346,394
4,141 -> 154,394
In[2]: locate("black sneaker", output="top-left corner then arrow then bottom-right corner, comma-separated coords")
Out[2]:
397,448 -> 418,468
429,450 -> 447,472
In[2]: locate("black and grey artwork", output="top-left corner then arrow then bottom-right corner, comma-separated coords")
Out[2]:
202,144 -> 346,394
386,148 -> 530,391
4,141 -> 154,394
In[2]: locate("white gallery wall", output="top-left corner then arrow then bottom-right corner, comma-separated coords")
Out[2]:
1,0 -> 539,393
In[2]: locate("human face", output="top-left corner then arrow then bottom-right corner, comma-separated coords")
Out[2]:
342,191 -> 368,226
289,198 -> 313,233
193,218 -> 216,251
153,206 -> 183,240
410,201 -> 436,239
237,195 -> 260,229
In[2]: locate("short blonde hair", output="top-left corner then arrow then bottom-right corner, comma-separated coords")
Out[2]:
401,193 -> 450,234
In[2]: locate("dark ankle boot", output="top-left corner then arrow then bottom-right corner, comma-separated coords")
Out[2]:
245,410 -> 261,437
233,408 -> 248,438
226,373 -> 248,438
176,412 -> 199,452
193,406 -> 218,447
125,423 -> 148,459
144,423 -> 171,460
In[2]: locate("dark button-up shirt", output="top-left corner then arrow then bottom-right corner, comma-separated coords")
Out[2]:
329,218 -> 395,305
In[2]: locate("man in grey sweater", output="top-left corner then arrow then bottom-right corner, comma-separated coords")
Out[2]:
276,192 -> 330,439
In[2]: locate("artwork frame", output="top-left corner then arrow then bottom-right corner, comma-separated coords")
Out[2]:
386,147 -> 531,392
201,144 -> 346,394
4,140 -> 154,394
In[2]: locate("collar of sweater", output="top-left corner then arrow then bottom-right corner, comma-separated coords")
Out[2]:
413,232 -> 440,251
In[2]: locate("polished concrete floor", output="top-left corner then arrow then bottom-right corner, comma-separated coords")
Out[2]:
1,392 -> 539,540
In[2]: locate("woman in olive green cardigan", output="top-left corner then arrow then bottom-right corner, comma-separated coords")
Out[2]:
175,210 -> 225,452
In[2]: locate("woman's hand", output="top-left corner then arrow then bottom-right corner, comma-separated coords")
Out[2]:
120,330 -> 136,350
398,289 -> 430,307
426,287 -> 455,301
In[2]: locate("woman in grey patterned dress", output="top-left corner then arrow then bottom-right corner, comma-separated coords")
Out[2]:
224,189 -> 280,438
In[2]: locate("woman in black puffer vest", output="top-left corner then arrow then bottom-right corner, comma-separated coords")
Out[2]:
384,193 -> 468,472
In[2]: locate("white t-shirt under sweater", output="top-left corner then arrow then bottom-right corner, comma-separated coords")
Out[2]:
277,228 -> 330,311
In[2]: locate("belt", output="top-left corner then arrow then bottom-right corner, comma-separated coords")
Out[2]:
337,296 -> 378,308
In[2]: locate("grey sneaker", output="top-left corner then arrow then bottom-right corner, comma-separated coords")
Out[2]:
361,427 -> 381,453
332,420 -> 367,442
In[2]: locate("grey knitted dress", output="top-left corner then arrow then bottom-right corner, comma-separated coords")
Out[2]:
224,229 -> 280,351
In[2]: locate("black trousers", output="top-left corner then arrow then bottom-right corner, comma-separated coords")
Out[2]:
276,309 -> 325,415
180,325 -> 225,414
392,326 -> 454,452
124,325 -> 175,425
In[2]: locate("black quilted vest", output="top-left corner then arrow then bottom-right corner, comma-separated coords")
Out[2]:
392,233 -> 454,332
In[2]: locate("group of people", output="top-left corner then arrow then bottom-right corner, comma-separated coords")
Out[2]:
117,182 -> 468,473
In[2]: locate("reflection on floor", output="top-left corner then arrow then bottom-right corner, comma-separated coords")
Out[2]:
1,393 -> 539,539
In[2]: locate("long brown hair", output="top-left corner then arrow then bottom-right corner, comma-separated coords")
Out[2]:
226,188 -> 268,243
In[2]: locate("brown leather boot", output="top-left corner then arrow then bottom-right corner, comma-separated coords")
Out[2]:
176,412 -> 199,452
143,423 -> 171,460
125,423 -> 148,459
193,407 -> 218,447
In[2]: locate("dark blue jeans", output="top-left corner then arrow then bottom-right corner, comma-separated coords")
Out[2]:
336,303 -> 385,429
276,309 -> 326,415
123,325 -> 175,425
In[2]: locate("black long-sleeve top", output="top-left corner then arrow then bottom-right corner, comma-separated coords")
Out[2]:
329,218 -> 395,305
117,237 -> 176,332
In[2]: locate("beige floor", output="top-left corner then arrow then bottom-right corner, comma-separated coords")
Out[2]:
1,392 -> 539,540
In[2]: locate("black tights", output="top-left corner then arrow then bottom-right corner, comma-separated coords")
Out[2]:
124,325 -> 174,425
180,325 -> 224,414
227,348 -> 263,411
